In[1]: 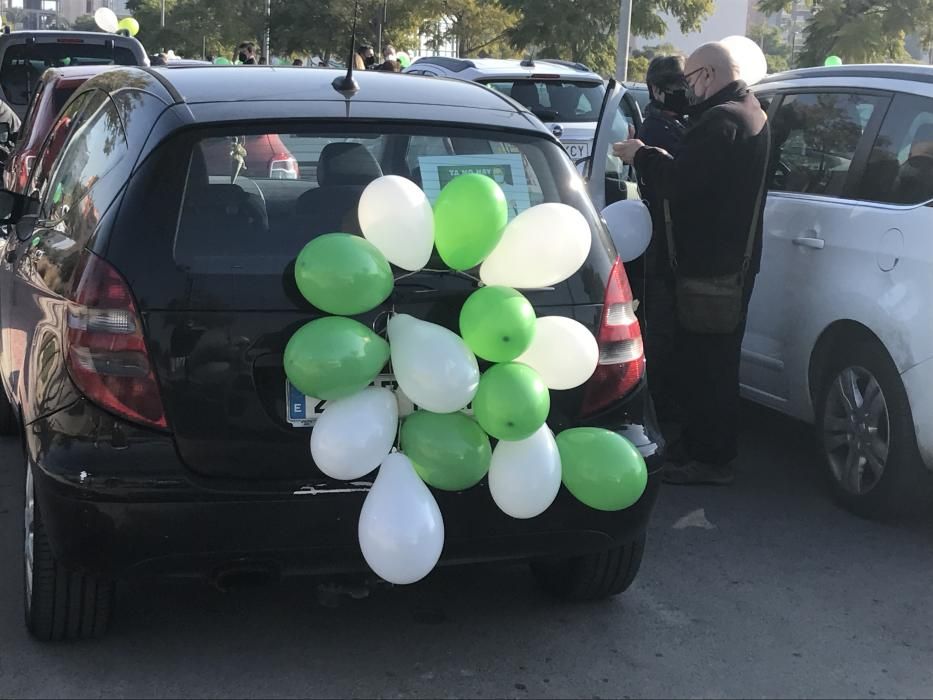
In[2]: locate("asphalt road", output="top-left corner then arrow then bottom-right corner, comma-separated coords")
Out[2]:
1,404 -> 931,699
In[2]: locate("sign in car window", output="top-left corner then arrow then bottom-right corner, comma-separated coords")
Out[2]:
418,154 -> 533,219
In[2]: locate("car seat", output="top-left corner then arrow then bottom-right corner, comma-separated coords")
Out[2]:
175,146 -> 269,261
292,142 -> 384,238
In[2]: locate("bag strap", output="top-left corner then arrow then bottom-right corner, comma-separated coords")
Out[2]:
665,123 -> 772,274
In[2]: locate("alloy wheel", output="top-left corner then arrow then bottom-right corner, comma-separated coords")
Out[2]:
822,366 -> 890,496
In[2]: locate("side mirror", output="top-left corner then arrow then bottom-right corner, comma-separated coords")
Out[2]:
601,199 -> 653,262
0,189 -> 32,226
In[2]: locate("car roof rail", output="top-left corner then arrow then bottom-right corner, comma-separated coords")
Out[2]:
536,58 -> 592,72
410,56 -> 476,72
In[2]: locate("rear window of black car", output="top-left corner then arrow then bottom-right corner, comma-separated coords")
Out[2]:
172,125 -> 598,276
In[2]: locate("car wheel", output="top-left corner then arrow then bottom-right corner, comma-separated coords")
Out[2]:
530,534 -> 646,601
24,462 -> 114,641
816,341 -> 926,519
0,388 -> 16,436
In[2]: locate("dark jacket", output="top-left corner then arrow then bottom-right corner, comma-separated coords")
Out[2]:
634,81 -> 770,278
636,101 -> 687,277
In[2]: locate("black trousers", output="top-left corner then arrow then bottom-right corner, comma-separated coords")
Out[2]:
673,275 -> 756,466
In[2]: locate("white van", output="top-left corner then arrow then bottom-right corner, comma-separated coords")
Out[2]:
0,30 -> 148,118
747,65 -> 933,516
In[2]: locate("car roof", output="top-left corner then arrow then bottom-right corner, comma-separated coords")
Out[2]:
408,56 -> 603,82
0,30 -> 143,47
759,64 -> 933,86
80,65 -> 550,135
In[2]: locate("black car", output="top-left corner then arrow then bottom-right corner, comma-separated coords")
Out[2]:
0,65 -> 662,641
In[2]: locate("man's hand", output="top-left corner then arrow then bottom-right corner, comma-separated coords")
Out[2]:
613,139 -> 645,164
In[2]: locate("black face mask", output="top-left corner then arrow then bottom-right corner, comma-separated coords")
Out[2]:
661,88 -> 690,116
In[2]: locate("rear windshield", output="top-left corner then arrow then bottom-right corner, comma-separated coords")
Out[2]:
173,125 -> 597,275
481,80 -> 605,122
1,43 -> 137,105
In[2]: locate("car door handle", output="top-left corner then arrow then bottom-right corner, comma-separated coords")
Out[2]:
793,236 -> 824,250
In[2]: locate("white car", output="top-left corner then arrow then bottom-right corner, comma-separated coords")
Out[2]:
746,65 -> 933,516
404,57 -> 640,166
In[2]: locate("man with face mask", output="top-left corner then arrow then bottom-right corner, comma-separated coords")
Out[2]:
635,55 -> 689,424
614,41 -> 771,486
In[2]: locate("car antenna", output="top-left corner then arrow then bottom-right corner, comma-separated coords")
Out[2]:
332,0 -> 360,98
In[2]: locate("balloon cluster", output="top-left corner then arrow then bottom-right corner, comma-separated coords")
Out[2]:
284,173 -> 648,585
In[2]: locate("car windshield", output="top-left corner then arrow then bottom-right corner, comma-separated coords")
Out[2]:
1,43 -> 136,105
481,79 -> 605,122
173,124 -> 600,274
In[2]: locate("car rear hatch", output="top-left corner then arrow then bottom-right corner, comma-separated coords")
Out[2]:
111,123 -> 644,483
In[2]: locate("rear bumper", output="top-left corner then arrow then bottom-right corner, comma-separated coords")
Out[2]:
30,401 -> 663,580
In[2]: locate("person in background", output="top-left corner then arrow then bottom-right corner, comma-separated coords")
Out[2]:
357,45 -> 376,69
614,41 -> 771,486
635,55 -> 689,424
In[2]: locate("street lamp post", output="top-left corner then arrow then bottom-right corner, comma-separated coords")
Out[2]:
616,0 -> 632,80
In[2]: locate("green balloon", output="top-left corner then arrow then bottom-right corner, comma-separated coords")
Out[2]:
295,233 -> 393,316
401,411 -> 491,491
459,286 -> 536,363
473,363 -> 549,441
557,428 -> 647,511
284,317 -> 389,400
824,55 -> 842,67
433,173 -> 508,271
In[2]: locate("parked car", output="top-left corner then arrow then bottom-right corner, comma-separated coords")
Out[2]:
745,65 -> 933,516
0,66 -> 661,641
403,57 -> 642,165
3,65 -> 114,193
0,31 -> 148,119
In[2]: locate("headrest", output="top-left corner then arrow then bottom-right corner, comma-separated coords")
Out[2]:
317,142 -> 383,187
509,82 -> 541,109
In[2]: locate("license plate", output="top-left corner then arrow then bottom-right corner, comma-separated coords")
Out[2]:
563,141 -> 591,160
286,375 -> 415,427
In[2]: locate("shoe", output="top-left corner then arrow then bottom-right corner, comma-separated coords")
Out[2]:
662,459 -> 735,486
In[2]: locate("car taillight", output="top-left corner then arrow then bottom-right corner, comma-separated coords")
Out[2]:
269,153 -> 299,180
64,252 -> 168,430
580,256 -> 645,417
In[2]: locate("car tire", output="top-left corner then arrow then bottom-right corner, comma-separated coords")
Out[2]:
24,462 -> 114,641
816,340 -> 927,519
0,388 -> 16,436
530,534 -> 646,601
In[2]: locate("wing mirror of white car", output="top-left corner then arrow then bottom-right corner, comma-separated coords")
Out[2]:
601,199 -> 653,262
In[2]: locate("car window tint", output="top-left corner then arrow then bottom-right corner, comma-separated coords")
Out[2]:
27,91 -> 91,198
173,128 -> 567,274
39,94 -> 128,221
482,80 -> 605,123
770,92 -> 884,197
857,93 -> 933,205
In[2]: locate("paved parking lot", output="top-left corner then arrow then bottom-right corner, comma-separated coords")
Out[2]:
1,404 -> 931,699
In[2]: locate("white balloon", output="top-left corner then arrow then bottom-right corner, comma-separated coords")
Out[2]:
515,316 -> 599,390
94,7 -> 118,33
359,176 -> 434,271
721,36 -> 769,86
489,426 -> 562,519
602,199 -> 652,263
310,387 -> 399,481
358,452 -> 444,584
480,203 -> 591,289
388,314 -> 479,413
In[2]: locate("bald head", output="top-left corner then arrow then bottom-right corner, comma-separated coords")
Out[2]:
685,42 -> 741,104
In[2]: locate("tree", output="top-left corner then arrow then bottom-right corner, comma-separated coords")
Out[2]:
747,22 -> 791,72
500,0 -> 713,76
757,0 -> 930,66
72,15 -> 100,32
